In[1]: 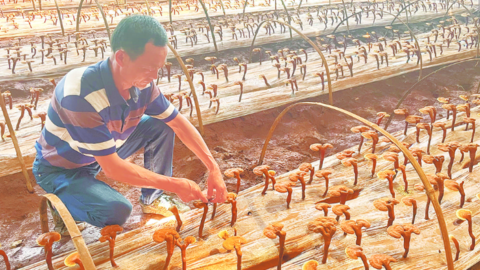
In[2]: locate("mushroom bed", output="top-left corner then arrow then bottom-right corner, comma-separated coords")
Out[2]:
1,61 -> 480,269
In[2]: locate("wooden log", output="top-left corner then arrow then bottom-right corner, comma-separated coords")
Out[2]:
21,105 -> 480,270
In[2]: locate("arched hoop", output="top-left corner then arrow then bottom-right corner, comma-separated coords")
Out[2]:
257,101 -> 454,270
248,20 -> 334,105
40,194 -> 96,269
76,0 -> 111,40
166,43 -> 205,136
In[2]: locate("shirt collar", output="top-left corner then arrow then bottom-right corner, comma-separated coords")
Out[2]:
100,58 -> 126,106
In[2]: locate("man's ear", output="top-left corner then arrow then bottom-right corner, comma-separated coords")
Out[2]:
114,50 -> 129,67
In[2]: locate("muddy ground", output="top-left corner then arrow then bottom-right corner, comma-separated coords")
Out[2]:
1,61 -> 480,269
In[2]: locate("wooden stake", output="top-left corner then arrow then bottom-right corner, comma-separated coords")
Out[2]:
0,93 -> 34,193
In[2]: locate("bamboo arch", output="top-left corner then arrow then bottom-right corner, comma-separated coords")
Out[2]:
76,0 -> 111,40
257,101 -> 454,269
166,43 -> 205,135
248,20 -> 334,105
39,194 -> 97,269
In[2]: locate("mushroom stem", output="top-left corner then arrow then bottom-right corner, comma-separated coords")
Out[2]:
358,136 -> 364,152
467,217 -> 475,250
277,231 -> 286,269
322,235 -> 332,264
387,176 -> 395,198
359,253 -> 369,270
468,147 -> 477,173
387,204 -> 395,227
286,187 -> 293,209
234,244 -> 242,270
199,204 -> 208,238
425,197 -> 431,220
211,203 -> 217,221
235,173 -> 242,194
170,206 -> 183,232
352,163 -> 359,186
459,182 -> 466,208
164,235 -> 175,270
411,202 -> 418,225
230,200 -> 237,227
0,249 -> 11,270
451,235 -> 460,261
354,227 -> 363,245
261,173 -> 270,196
403,233 -> 411,258
339,191 -> 348,205
322,176 -> 330,197
107,238 -> 117,267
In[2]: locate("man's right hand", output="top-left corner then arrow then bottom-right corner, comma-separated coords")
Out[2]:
176,178 -> 208,203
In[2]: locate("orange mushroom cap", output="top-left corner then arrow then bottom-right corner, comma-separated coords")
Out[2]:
345,245 -> 365,260
302,260 -> 319,270
263,222 -> 284,239
36,232 -> 61,247
153,229 -> 180,243
369,254 -> 397,269
64,252 -> 81,267
223,236 -> 247,250
456,209 -> 472,220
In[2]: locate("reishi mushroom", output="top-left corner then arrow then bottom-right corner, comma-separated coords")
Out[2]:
345,245 -> 369,270
341,219 -> 371,245
223,235 -> 247,270
368,254 -> 397,270
226,193 -> 238,227
310,143 -> 334,169
361,131 -> 379,153
342,158 -> 359,185
437,141 -> 460,179
315,203 -> 331,216
0,244 -> 11,270
315,169 -> 333,197
224,168 -> 244,194
416,123 -> 433,154
414,184 -> 431,220
153,228 -> 180,270
302,260 -> 319,270
445,180 -> 466,208
263,222 -> 287,270
456,209 -> 475,250
387,224 -> 420,258
36,232 -> 61,270
307,217 -> 337,264
299,163 -> 315,184
373,198 -> 399,227
351,125 -> 371,152
289,171 -> 307,200
328,185 -> 354,205
333,204 -> 351,222
450,235 -> 460,261
99,225 -> 123,267
365,153 -> 379,177
175,236 -> 196,270
422,155 -> 445,174
193,200 -> 209,238
254,165 -> 272,195
377,170 -> 397,198
401,197 -> 418,224
433,122 -> 448,143
275,182 -> 294,209
64,252 -> 84,270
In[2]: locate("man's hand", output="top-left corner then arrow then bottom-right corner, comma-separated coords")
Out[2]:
206,168 -> 227,203
177,178 -> 208,203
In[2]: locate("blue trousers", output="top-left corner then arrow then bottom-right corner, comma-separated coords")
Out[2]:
32,116 -> 175,227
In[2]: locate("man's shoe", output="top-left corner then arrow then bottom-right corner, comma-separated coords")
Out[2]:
48,201 -> 86,237
140,194 -> 191,216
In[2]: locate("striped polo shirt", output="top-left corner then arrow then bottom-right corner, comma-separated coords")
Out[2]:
35,58 -> 178,169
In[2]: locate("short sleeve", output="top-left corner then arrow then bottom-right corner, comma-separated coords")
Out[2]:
144,83 -> 178,122
57,95 -> 116,156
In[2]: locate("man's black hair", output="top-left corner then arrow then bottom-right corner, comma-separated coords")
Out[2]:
110,15 -> 168,60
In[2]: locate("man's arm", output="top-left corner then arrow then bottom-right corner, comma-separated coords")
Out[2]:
95,153 -> 207,203
166,113 -> 228,203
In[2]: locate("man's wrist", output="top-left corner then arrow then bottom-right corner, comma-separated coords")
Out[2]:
205,156 -> 220,172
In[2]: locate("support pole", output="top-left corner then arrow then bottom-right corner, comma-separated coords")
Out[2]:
0,93 -> 34,193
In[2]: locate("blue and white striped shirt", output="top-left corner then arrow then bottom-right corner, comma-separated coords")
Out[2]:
35,58 -> 178,169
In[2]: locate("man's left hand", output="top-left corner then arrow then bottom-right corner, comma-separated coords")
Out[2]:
206,168 -> 227,203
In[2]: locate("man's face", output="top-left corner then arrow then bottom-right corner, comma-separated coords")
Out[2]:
119,42 -> 167,89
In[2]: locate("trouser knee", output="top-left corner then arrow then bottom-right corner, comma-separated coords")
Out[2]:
97,199 -> 133,227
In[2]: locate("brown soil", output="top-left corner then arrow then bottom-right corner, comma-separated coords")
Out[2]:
0,61 -> 479,269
